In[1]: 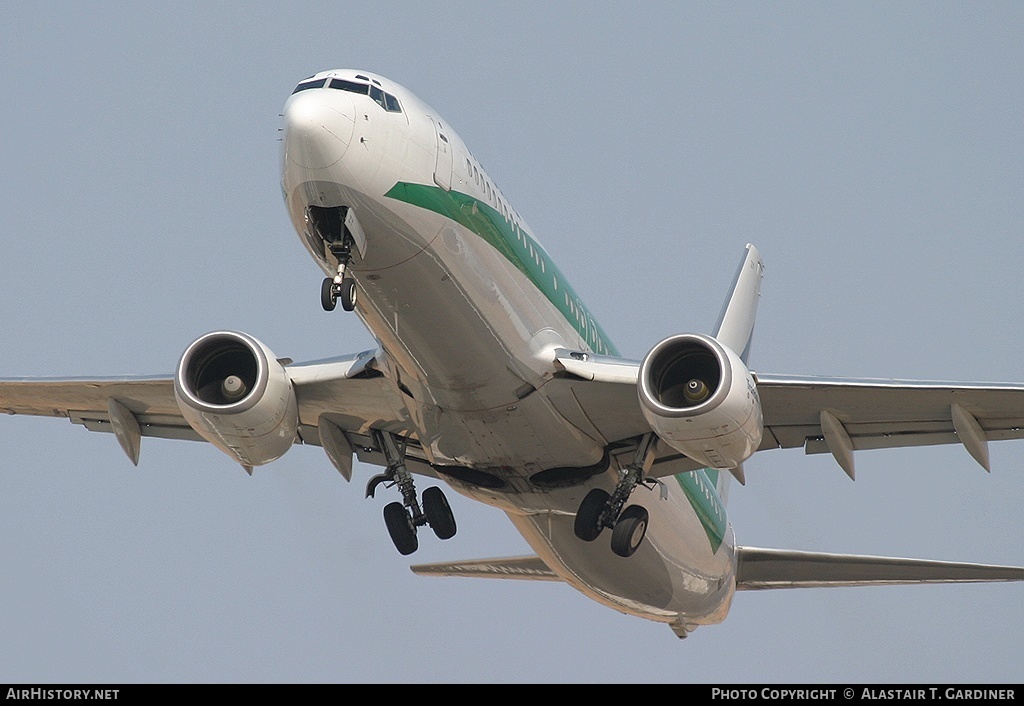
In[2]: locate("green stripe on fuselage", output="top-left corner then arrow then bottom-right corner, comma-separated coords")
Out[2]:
674,469 -> 727,553
385,181 -> 727,552
384,182 -> 618,356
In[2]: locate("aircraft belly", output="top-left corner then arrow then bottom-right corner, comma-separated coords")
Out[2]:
506,478 -> 737,624
287,179 -> 604,471
357,202 -> 581,394
357,234 -> 603,469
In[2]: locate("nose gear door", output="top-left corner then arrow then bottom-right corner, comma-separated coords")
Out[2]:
430,117 -> 453,191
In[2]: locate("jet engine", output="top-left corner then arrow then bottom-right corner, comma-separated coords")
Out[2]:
638,333 -> 763,470
174,331 -> 299,468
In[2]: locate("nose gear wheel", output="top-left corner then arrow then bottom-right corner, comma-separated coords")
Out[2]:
322,276 -> 357,312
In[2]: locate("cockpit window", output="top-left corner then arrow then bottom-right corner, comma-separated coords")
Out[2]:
369,85 -> 387,110
324,79 -> 402,113
329,78 -> 369,95
292,79 -> 326,94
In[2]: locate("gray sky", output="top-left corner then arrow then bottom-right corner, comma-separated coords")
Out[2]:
1,1 -> 1022,683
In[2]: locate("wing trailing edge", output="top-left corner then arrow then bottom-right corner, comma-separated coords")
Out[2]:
735,546 -> 1024,590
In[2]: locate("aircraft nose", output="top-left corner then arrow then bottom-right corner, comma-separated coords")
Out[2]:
283,90 -> 355,170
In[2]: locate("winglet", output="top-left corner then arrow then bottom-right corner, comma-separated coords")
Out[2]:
713,244 -> 763,363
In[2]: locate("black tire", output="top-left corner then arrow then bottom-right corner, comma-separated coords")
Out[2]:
574,488 -> 610,542
321,277 -> 336,312
611,504 -> 649,558
383,501 -> 418,555
341,277 -> 357,311
422,486 -> 457,540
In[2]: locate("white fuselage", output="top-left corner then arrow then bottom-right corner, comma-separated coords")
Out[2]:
280,70 -> 737,632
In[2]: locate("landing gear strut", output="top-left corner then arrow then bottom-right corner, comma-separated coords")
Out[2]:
573,433 -> 657,558
365,430 -> 457,555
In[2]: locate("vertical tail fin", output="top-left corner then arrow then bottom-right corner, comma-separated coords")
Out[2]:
711,244 -> 763,500
712,243 -> 763,364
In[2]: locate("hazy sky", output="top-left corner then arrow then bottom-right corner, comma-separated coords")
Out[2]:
1,1 -> 1022,683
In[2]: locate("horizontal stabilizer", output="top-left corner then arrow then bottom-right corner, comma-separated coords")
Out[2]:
410,555 -> 560,582
736,546 -> 1024,590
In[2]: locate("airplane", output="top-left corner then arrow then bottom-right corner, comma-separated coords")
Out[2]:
2,69 -> 1023,639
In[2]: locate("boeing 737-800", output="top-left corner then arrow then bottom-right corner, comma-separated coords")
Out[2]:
2,70 -> 1022,638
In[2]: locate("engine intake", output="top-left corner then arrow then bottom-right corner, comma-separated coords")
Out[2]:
642,336 -> 726,412
638,333 -> 762,470
182,336 -> 261,407
175,331 -> 299,467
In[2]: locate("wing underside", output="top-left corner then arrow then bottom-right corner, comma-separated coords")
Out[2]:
755,374 -> 1024,476
0,351 -> 426,475
0,376 -> 201,442
6,349 -> 1024,482
550,349 -> 1024,477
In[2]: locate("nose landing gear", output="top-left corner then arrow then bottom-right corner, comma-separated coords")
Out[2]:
307,205 -> 360,313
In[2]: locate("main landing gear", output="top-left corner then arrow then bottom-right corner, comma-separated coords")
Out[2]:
366,430 -> 457,555
574,433 -> 657,558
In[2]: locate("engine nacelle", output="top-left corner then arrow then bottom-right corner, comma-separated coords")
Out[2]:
174,331 -> 299,467
638,333 -> 763,470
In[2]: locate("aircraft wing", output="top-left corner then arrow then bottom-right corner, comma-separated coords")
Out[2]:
0,375 -> 200,443
551,350 -> 1024,478
754,374 -> 1024,476
0,349 -> 428,477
